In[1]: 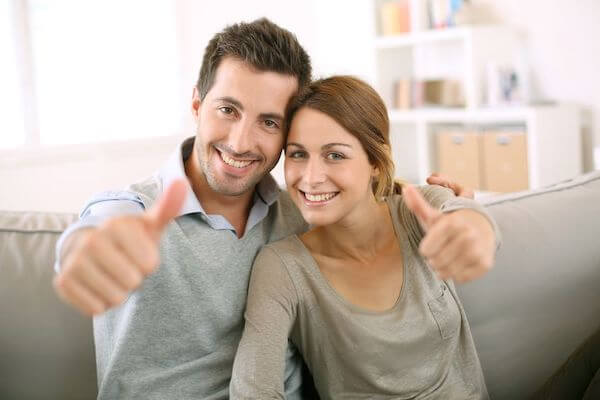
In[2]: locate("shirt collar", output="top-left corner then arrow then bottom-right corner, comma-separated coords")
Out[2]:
157,136 -> 281,218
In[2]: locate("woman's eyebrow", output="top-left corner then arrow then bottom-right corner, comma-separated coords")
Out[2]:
286,142 -> 353,150
322,143 -> 352,150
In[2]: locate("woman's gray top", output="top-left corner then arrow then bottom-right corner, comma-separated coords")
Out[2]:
231,186 -> 495,399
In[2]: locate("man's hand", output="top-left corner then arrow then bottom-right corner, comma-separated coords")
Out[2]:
402,185 -> 495,283
426,172 -> 474,199
53,180 -> 187,316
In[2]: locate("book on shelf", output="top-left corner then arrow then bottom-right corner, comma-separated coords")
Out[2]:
393,79 -> 464,109
380,0 -> 411,35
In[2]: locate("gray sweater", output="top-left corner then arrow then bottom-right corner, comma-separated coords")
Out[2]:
92,175 -> 309,399
231,186 -> 495,399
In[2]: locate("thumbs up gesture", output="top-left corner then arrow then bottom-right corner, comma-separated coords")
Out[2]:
402,185 -> 496,283
54,180 -> 187,316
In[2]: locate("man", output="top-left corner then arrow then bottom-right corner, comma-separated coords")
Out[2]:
54,18 -> 471,399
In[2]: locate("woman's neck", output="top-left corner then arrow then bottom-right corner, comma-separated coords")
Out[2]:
304,196 -> 395,263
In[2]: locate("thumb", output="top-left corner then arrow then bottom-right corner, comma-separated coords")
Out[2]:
402,185 -> 441,230
145,179 -> 187,234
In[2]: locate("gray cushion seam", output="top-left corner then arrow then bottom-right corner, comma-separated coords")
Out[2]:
483,175 -> 600,207
0,228 -> 64,234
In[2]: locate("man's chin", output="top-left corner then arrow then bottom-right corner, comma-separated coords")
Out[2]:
206,175 -> 258,197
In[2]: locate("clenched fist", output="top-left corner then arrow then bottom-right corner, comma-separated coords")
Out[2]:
53,180 -> 187,316
403,185 -> 495,283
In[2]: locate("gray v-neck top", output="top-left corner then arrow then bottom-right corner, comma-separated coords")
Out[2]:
231,186 -> 494,399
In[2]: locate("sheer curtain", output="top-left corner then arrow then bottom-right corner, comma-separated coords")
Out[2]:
1,0 -> 182,148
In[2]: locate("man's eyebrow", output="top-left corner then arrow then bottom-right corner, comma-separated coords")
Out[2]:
286,142 -> 353,150
260,112 -> 284,121
215,96 -> 244,110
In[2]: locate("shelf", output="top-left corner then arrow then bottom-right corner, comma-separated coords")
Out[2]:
388,107 -> 536,124
375,26 -> 470,49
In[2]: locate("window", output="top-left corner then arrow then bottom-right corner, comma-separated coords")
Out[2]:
2,0 -> 182,148
0,0 -> 26,149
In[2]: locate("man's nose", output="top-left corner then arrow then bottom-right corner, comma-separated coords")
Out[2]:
227,119 -> 253,156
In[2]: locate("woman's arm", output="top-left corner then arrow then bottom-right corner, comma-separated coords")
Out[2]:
401,185 -> 500,283
230,246 -> 300,400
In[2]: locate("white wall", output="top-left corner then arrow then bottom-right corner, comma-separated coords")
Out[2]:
474,0 -> 600,170
2,0 -> 598,213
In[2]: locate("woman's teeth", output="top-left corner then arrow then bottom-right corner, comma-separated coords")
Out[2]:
221,152 -> 253,168
304,192 -> 337,202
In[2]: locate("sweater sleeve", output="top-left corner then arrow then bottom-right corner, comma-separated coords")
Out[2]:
230,245 -> 300,400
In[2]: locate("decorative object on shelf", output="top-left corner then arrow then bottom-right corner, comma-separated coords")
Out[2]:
393,79 -> 464,109
427,0 -> 467,29
422,79 -> 464,107
380,0 -> 411,35
486,62 -> 530,106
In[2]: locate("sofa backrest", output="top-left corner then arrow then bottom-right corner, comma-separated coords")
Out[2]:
2,171 -> 599,399
0,211 -> 97,399
458,171 -> 600,399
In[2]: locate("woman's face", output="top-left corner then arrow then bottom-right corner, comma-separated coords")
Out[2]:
284,107 -> 377,227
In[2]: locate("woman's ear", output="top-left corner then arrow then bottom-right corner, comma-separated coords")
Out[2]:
372,165 -> 380,178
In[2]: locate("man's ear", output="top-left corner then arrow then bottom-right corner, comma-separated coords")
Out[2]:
191,87 -> 201,122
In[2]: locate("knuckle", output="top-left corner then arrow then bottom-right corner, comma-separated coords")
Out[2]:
109,292 -> 127,307
92,303 -> 106,315
124,271 -> 143,290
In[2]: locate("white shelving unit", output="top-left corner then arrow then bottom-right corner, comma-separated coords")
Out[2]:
371,0 -> 582,190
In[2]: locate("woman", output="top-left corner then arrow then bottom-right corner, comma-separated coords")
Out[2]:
229,75 -> 499,399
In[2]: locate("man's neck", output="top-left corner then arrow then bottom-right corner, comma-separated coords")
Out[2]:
184,150 -> 255,238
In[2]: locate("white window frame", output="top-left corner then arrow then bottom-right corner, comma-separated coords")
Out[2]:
0,0 -> 191,169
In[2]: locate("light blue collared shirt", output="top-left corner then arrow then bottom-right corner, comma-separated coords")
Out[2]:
55,136 -> 281,272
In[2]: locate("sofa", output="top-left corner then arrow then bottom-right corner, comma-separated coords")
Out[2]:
1,170 -> 599,399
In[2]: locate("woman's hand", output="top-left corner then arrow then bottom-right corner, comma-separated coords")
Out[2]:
403,185 -> 495,283
426,172 -> 474,199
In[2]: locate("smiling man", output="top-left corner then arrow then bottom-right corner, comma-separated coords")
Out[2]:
53,19 -> 313,399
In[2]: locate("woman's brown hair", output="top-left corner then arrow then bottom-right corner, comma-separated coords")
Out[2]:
284,75 -> 402,199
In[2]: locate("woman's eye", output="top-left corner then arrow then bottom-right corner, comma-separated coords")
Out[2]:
326,152 -> 345,161
287,151 -> 306,159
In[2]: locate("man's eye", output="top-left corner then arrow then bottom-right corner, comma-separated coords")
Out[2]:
219,106 -> 234,114
264,119 -> 279,129
326,152 -> 345,161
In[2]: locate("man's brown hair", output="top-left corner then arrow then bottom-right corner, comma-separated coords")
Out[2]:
196,18 -> 312,100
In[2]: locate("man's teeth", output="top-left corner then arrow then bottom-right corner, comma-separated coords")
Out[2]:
304,192 -> 336,202
221,152 -> 253,168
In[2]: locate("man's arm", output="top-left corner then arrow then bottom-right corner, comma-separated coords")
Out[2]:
53,181 -> 186,316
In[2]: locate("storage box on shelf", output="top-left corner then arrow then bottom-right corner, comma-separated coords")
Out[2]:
372,0 -> 582,190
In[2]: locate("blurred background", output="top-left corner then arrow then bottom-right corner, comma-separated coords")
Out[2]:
1,0 -> 599,212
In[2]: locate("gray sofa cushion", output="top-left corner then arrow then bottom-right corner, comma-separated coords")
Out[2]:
458,171 -> 600,399
0,211 -> 97,399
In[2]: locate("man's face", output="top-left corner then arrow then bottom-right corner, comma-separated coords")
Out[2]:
191,57 -> 298,196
